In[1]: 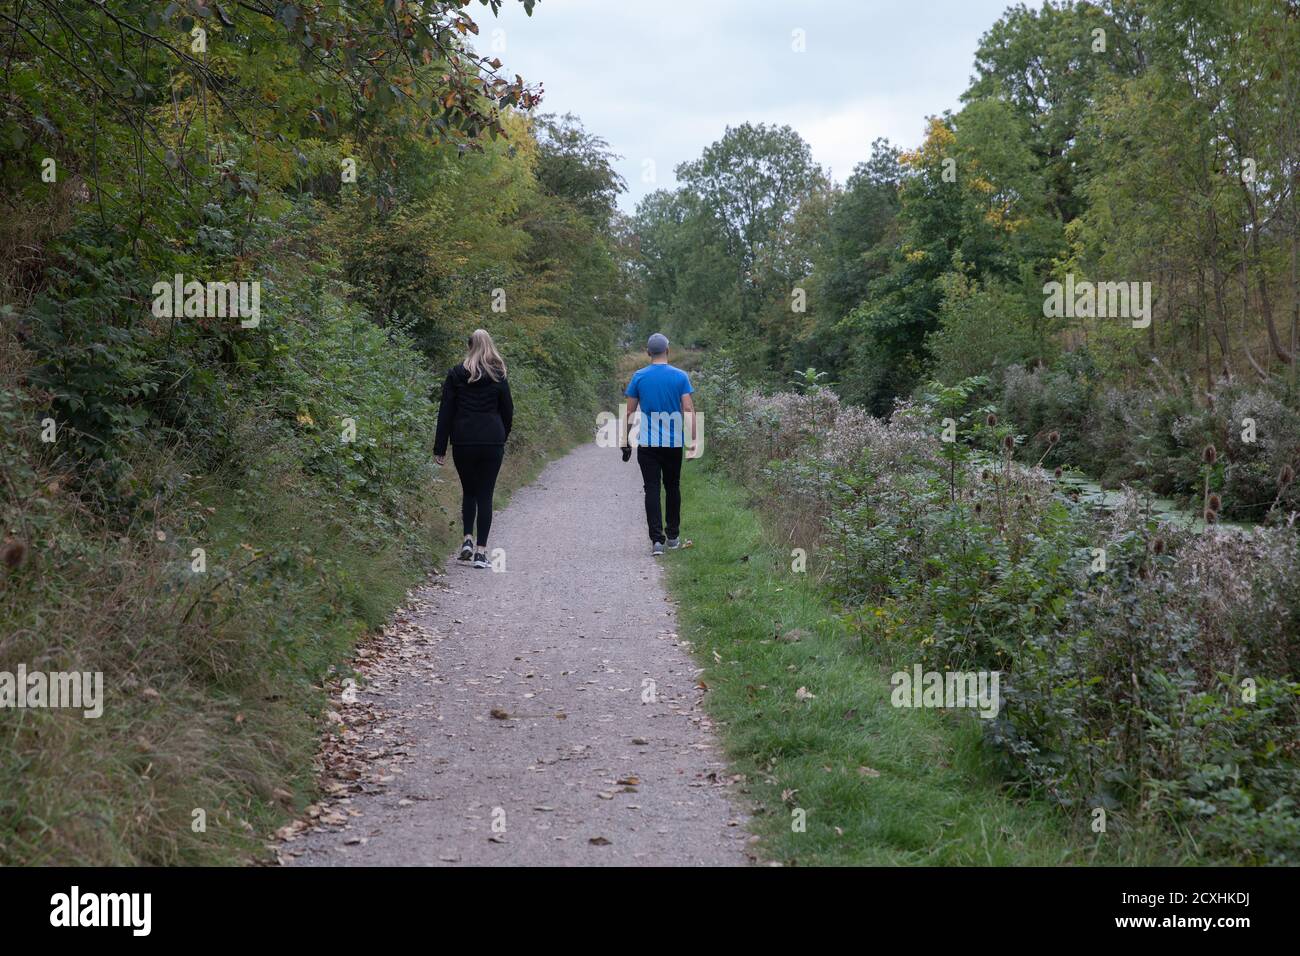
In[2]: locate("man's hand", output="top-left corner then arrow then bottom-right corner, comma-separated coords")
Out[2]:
435,455 -> 446,466
621,445 -> 632,462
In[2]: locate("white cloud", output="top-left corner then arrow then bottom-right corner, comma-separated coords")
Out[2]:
485,0 -> 1014,210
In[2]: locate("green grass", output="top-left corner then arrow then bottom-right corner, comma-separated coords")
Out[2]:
665,464 -> 1176,866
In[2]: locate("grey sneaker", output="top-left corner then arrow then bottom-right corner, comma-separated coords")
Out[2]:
652,541 -> 665,556
666,537 -> 681,550
458,537 -> 474,561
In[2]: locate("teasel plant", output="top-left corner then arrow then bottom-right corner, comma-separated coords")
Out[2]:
1202,444 -> 1219,527
1034,429 -> 1061,470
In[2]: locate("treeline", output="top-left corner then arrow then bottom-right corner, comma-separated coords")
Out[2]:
0,0 -> 628,863
635,0 -> 1300,519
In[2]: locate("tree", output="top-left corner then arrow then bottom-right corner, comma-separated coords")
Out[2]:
675,122 -> 824,329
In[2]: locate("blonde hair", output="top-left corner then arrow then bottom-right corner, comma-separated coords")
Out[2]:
464,328 -> 506,383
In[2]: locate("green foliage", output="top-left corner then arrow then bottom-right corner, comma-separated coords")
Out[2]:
698,370 -> 1300,864
1002,359 -> 1300,520
0,1 -> 624,865
926,269 -> 1043,385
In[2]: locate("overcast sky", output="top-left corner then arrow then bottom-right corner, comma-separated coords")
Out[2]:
482,0 -> 1017,213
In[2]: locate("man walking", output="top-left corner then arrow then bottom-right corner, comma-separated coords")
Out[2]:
622,333 -> 696,556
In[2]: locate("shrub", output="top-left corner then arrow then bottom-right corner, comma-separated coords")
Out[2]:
697,369 -> 1300,863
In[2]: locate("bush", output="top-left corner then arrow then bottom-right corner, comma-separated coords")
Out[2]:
698,369 -> 1300,863
927,272 -> 1042,385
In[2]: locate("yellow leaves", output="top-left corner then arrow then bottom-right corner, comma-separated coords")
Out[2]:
899,117 -> 957,170
904,247 -> 927,263
982,204 -> 1029,234
926,116 -> 957,148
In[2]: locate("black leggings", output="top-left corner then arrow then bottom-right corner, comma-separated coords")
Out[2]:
451,444 -> 505,547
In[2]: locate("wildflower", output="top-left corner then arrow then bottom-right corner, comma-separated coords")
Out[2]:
1203,444 -> 1217,465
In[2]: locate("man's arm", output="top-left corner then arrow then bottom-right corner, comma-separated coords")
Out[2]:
623,396 -> 639,460
681,392 -> 696,451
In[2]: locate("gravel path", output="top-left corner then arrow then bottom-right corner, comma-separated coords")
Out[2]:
282,440 -> 750,866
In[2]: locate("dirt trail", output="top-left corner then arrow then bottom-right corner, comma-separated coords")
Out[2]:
282,440 -> 750,866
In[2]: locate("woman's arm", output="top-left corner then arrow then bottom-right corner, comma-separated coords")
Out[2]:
433,372 -> 456,459
499,377 -> 514,439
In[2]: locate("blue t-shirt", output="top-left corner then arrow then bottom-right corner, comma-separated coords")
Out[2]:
626,363 -> 693,448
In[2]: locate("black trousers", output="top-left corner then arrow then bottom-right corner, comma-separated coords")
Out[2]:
452,444 -> 505,546
636,446 -> 683,544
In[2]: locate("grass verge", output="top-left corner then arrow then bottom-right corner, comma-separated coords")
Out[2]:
664,463 -> 1183,865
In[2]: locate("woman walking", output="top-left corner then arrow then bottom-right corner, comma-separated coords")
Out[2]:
434,329 -> 513,569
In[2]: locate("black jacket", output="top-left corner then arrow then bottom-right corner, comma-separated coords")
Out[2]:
433,363 -> 513,455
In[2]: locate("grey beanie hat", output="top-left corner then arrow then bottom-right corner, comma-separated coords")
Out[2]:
647,332 -> 669,355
